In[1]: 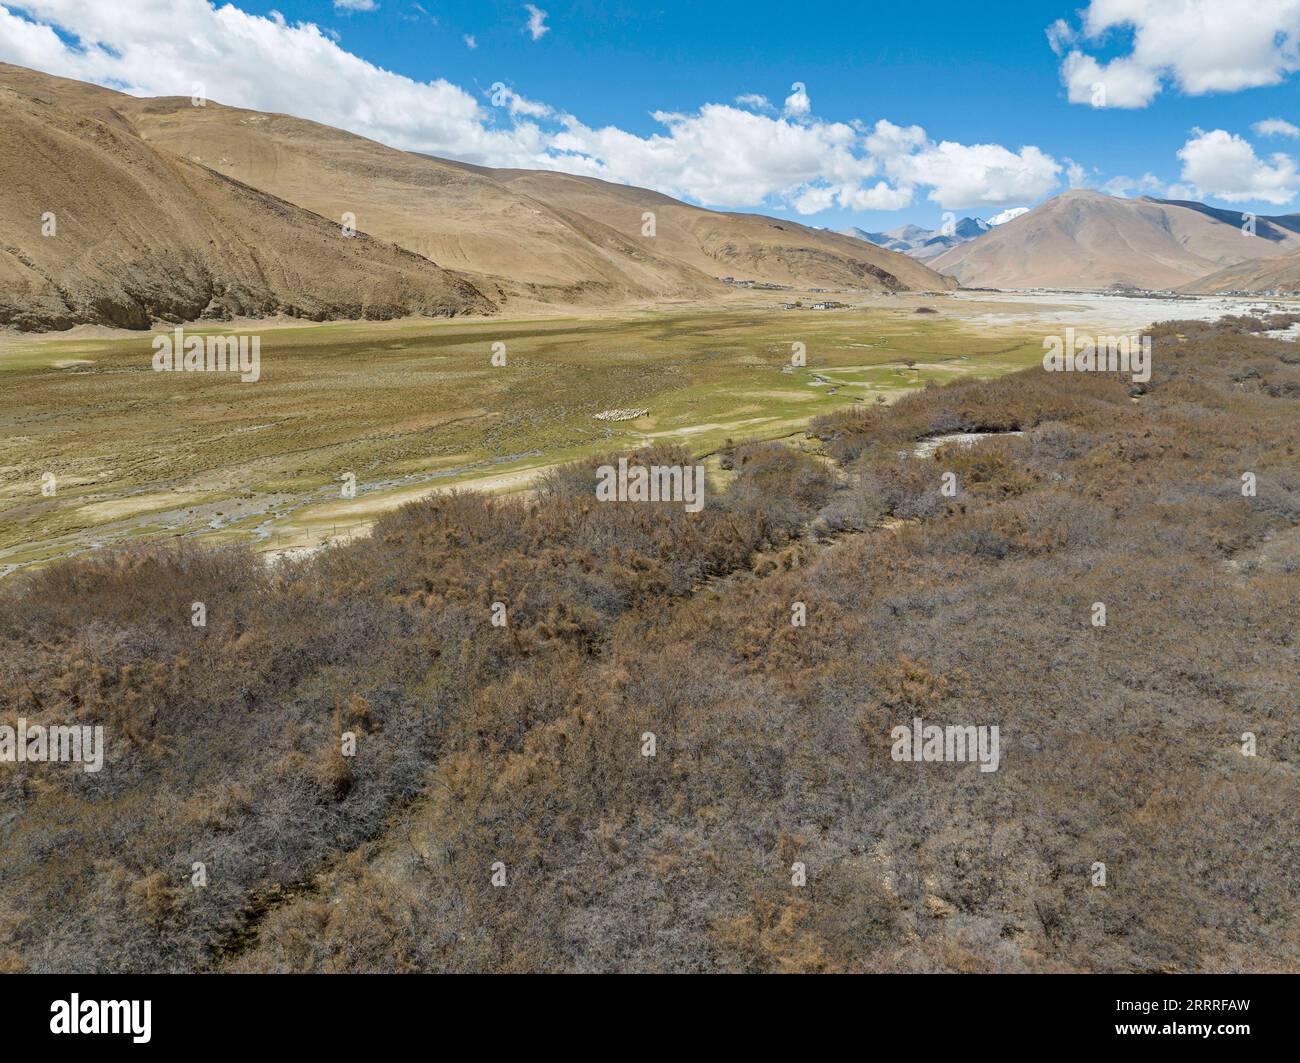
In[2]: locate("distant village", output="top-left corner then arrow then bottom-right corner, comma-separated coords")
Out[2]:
716,276 -> 792,290
781,299 -> 850,310
716,275 -> 852,309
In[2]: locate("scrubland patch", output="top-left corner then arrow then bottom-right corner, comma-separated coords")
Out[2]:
1,313 -> 1294,973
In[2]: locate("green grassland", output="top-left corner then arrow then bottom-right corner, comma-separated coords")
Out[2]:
0,306 -> 1048,573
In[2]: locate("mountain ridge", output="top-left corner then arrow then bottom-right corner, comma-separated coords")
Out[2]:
842,216 -> 995,261
0,63 -> 953,331
0,76 -> 494,331
930,189 -> 1300,290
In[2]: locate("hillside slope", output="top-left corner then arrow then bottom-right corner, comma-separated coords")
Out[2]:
1181,248 -> 1300,294
0,73 -> 493,331
113,100 -> 719,307
0,62 -> 958,326
489,167 -> 954,291
931,190 -> 1300,290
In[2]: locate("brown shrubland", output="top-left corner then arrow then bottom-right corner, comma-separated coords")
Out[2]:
1,315 -> 1296,972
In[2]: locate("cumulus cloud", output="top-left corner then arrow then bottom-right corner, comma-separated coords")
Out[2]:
734,93 -> 772,111
908,143 -> 1060,208
553,103 -> 882,207
489,82 -> 554,119
0,1 -> 1065,215
1102,172 -> 1167,197
783,82 -> 810,117
1176,128 -> 1299,204
463,34 -> 477,49
524,4 -> 548,41
1053,0 -> 1300,107
864,119 -> 927,159
0,0 -> 542,163
865,121 -> 1061,209
792,180 -> 913,214
1064,158 -> 1093,188
1254,117 -> 1300,138
1060,52 -> 1161,108
334,0 -> 377,11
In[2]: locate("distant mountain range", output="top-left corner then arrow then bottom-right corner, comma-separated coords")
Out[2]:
929,190 -> 1300,291
0,63 -> 952,332
841,190 -> 1300,293
841,207 -> 1030,262
5,61 -> 1298,329
845,217 -> 981,260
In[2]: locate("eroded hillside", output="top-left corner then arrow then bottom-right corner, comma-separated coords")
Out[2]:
0,79 -> 494,331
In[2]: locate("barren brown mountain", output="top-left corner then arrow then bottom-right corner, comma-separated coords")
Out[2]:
486,167 -> 952,292
0,63 -> 950,329
0,70 -> 493,331
115,94 -> 718,307
930,189 -> 1300,290
1181,248 -> 1300,294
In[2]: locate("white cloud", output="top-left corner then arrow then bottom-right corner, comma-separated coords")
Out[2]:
1061,52 -> 1161,108
864,119 -> 927,159
1053,1 -> 1300,107
1064,158 -> 1092,187
838,181 -> 917,211
552,103 -> 883,208
1176,128 -> 1299,204
334,0 -> 377,10
492,85 -> 553,119
1254,117 -> 1300,138
792,185 -> 836,214
1102,172 -> 1167,197
793,180 -> 914,214
0,1 -> 545,165
463,34 -> 477,49
1045,18 -> 1075,57
867,121 -> 1062,208
783,82 -> 810,117
524,4 -> 548,41
734,93 -> 772,111
0,1 -> 1065,215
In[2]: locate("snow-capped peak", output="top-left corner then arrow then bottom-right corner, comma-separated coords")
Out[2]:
985,207 -> 1030,226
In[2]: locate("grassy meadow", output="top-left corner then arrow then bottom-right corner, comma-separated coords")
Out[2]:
0,304 -> 1047,573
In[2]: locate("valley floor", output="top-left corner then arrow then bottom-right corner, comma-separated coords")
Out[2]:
3,290 -> 1281,576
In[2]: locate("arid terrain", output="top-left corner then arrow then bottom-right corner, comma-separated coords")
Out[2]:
931,191 -> 1300,290
2,309 -> 1296,973
0,48 -> 1297,985
0,63 -> 952,331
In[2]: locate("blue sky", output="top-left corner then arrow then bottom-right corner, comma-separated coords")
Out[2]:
4,0 -> 1299,231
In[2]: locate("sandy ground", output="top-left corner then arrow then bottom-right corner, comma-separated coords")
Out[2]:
258,465 -> 551,562
944,289 -> 1292,331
